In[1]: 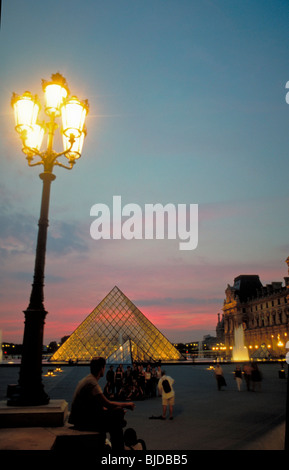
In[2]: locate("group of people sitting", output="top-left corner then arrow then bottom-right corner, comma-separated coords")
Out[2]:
104,362 -> 163,401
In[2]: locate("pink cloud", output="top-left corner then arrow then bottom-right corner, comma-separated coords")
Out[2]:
1,209 -> 288,344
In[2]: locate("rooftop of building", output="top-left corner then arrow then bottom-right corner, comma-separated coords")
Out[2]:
231,274 -> 288,303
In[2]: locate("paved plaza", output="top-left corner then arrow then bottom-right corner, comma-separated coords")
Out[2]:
0,362 -> 287,451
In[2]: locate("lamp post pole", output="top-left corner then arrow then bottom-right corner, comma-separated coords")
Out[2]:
8,73 -> 88,406
12,172 -> 55,405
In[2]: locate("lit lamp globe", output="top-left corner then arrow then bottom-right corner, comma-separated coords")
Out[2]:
61,96 -> 89,139
22,123 -> 45,157
42,73 -> 69,116
62,128 -> 87,161
11,91 -> 40,134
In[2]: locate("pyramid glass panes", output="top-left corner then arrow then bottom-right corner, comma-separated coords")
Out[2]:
51,286 -> 183,363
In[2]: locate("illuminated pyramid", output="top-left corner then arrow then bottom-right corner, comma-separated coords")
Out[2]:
51,286 -> 183,363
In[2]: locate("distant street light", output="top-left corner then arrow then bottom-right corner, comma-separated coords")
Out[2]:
9,73 -> 89,406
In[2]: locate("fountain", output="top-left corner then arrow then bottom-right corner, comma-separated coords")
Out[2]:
232,324 -> 249,362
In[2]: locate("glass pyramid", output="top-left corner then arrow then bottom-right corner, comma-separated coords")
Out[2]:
250,343 -> 277,360
51,286 -> 183,363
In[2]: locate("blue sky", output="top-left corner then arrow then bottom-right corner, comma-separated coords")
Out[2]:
0,0 -> 289,344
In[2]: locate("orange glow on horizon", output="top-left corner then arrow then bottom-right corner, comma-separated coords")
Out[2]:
0,296 -> 218,344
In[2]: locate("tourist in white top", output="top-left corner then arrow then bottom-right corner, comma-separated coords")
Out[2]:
157,371 -> 175,420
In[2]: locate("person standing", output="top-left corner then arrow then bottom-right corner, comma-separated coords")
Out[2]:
144,364 -> 152,397
138,364 -> 145,394
151,366 -> 157,397
214,364 -> 226,391
156,365 -> 162,396
105,365 -> 115,397
243,362 -> 253,391
234,364 -> 243,391
251,362 -> 262,392
115,365 -> 123,397
158,371 -> 175,420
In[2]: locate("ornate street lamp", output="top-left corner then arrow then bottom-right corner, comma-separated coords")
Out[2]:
9,73 -> 89,406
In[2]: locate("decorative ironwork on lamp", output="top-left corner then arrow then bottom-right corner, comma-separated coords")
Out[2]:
11,72 -> 89,170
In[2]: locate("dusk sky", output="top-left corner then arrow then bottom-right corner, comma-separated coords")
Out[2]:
1,0 -> 289,345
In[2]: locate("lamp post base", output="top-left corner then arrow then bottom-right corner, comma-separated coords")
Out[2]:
0,399 -> 68,428
7,308 -> 50,407
7,384 -> 50,407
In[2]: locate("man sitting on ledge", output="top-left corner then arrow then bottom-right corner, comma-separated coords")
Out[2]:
69,357 -> 135,451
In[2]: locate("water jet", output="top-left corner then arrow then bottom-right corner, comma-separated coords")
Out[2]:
232,324 -> 249,362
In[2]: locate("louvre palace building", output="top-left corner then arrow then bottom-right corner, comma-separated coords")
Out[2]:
216,257 -> 289,359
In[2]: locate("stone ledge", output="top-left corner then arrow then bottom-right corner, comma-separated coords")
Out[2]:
51,424 -> 106,452
0,421 -> 106,451
0,427 -> 56,450
0,399 -> 68,428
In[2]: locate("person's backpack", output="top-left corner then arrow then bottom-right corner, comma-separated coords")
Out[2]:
162,378 -> 171,393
